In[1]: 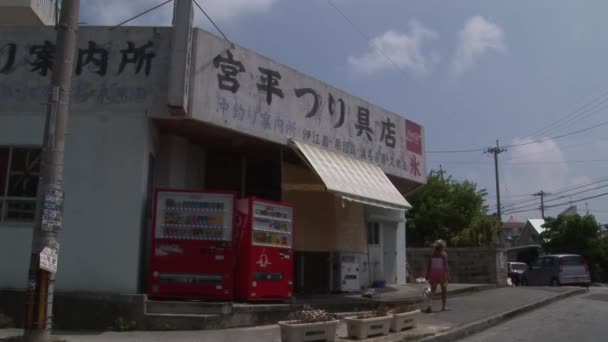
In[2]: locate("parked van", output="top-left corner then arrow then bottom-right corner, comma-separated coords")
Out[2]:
521,254 -> 591,287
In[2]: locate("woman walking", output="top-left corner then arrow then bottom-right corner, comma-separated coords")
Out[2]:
425,239 -> 449,313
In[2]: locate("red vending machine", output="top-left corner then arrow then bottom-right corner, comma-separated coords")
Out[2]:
235,197 -> 294,302
148,189 -> 236,300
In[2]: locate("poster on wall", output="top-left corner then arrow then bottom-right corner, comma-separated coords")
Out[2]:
39,247 -> 58,273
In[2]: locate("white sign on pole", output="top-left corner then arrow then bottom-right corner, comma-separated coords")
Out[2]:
189,29 -> 427,184
39,247 -> 58,273
41,188 -> 64,232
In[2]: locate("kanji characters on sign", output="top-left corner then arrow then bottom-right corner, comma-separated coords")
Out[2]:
213,50 -> 245,93
1,39 -> 159,77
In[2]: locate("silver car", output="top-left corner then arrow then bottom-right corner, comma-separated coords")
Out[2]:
521,254 -> 591,287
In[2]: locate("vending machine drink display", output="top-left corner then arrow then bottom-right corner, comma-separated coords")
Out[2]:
235,197 -> 294,301
148,190 -> 236,300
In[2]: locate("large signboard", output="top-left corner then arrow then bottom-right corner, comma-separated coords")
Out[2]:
0,27 -> 170,114
190,29 -> 426,183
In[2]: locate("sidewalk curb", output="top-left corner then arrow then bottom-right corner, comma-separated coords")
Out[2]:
419,287 -> 589,342
373,284 -> 497,306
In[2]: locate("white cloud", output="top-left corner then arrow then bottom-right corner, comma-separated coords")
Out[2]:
502,137 -> 598,216
347,21 -> 439,75
504,137 -> 569,197
452,16 -> 505,73
80,0 -> 277,26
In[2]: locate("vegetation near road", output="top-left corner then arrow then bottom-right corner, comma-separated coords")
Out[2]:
541,214 -> 608,282
406,172 -> 499,248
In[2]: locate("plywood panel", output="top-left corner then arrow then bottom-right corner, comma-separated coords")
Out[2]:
283,161 -> 368,253
283,190 -> 337,252
283,162 -> 336,252
334,198 -> 367,253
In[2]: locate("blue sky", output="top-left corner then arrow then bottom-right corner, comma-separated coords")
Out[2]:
81,0 -> 608,224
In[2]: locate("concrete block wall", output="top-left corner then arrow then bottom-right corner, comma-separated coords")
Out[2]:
407,247 -> 503,284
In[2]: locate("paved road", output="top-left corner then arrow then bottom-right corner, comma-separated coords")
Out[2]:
0,287 -> 586,342
458,287 -> 608,342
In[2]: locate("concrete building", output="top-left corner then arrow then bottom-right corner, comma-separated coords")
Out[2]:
499,218 -> 526,248
0,2 -> 426,297
558,205 -> 578,217
0,0 -> 58,25
516,219 -> 545,245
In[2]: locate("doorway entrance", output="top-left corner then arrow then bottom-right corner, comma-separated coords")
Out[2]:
367,221 -> 398,285
382,222 -> 397,283
367,222 -> 382,284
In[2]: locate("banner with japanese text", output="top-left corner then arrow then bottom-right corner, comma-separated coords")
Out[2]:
190,30 -> 426,183
0,27 -> 170,115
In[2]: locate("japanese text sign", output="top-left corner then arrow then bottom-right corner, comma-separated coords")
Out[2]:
190,29 -> 426,183
0,27 -> 170,112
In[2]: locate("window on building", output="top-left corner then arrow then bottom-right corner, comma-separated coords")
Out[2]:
367,222 -> 380,245
0,147 -> 41,223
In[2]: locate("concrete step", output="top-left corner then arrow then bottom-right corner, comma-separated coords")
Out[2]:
145,299 -> 233,315
143,313 -> 225,330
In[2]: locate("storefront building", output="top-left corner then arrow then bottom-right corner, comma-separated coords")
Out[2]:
0,14 -> 426,295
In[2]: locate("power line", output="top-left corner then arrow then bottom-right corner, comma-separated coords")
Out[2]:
326,0 -> 372,41
111,0 -> 174,30
544,176 -> 608,195
503,185 -> 608,214
525,87 -> 608,140
497,178 -> 608,211
192,0 -> 230,42
544,183 -> 608,204
325,0 -> 417,78
504,191 -> 608,215
441,159 -> 608,166
505,119 -> 608,149
538,100 -> 608,139
428,118 -> 608,154
497,197 -> 539,211
496,139 -> 601,160
491,176 -> 608,211
427,147 -> 486,154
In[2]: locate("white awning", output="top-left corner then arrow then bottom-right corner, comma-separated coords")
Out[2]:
289,140 -> 411,210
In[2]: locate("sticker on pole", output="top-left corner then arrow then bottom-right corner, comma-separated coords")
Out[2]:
39,247 -> 58,273
41,188 -> 64,232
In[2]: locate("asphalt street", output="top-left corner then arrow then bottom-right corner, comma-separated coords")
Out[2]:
0,286 -> 591,342
458,287 -> 608,342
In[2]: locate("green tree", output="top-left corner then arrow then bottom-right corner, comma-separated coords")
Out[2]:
541,214 -> 608,281
541,214 -> 599,256
451,215 -> 502,247
590,236 -> 608,282
406,172 -> 493,247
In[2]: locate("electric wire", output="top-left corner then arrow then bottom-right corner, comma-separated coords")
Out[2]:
192,0 -> 230,42
110,0 -> 174,30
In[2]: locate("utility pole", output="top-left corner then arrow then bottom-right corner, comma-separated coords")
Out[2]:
487,140 -> 507,221
23,1 -> 80,341
438,164 -> 445,180
533,191 -> 549,219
